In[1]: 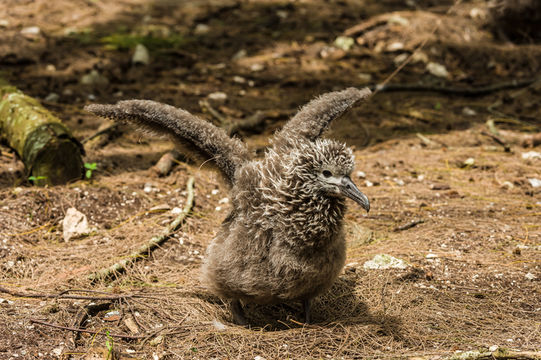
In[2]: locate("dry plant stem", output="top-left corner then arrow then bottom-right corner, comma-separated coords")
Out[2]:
480,131 -> 510,152
199,99 -> 227,125
71,302 -> 112,345
416,133 -> 447,148
81,123 -> 119,144
30,318 -> 145,340
88,176 -> 195,282
0,285 -> 145,301
372,77 -> 539,97
486,119 -> 501,136
393,219 -> 424,232
444,349 -> 541,360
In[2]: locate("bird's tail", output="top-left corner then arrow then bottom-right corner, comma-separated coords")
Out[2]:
85,100 -> 250,185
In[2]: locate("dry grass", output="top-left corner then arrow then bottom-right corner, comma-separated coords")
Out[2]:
1,124 -> 539,359
1,0 -> 540,358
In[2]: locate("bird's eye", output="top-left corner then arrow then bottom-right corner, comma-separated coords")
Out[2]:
322,170 -> 332,178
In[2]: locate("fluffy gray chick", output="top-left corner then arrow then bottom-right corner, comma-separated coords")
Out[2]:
85,87 -> 371,324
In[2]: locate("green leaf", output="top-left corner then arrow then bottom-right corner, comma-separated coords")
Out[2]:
85,169 -> 92,179
84,162 -> 97,170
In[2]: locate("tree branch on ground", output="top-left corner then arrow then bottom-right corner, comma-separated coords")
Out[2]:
88,176 -> 195,282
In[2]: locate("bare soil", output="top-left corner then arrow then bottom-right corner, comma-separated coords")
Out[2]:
0,0 -> 539,359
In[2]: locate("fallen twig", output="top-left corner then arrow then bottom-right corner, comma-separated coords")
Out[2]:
151,149 -> 185,177
88,176 -> 195,282
486,119 -> 501,136
71,301 -> 112,345
81,122 -> 119,144
444,348 -> 541,360
480,131 -> 511,152
393,219 -> 425,232
30,318 -> 145,340
199,99 -> 227,125
371,77 -> 539,97
0,286 -> 151,301
416,133 -> 447,148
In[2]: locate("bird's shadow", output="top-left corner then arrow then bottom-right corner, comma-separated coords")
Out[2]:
227,273 -> 404,339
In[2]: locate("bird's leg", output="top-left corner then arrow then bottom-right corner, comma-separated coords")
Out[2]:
303,298 -> 312,324
231,299 -> 248,326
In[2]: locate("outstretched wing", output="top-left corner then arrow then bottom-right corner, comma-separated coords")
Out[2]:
85,100 -> 250,184
272,87 -> 371,149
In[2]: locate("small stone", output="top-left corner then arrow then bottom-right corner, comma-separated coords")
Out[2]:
233,76 -> 246,84
20,26 -> 41,37
469,8 -> 485,20
211,189 -> 220,195
464,158 -> 475,166
103,310 -> 121,321
207,92 -> 228,104
143,183 -> 153,193
363,254 -> 408,270
51,347 -> 63,357
44,93 -> 59,103
489,345 -> 499,352
62,88 -> 73,96
194,23 -> 210,35
62,208 -> 91,242
527,178 -> 541,188
254,356 -> 267,360
426,253 -> 438,259
232,49 -> 247,61
250,63 -> 265,72
462,107 -> 477,116
80,70 -> 109,87
45,64 -> 56,72
218,197 -> 229,204
525,272 -> 537,281
149,335 -> 164,346
212,319 -> 227,331
386,42 -> 404,52
357,73 -> 372,83
0,298 -> 14,305
393,53 -> 409,66
426,62 -> 449,78
501,181 -> 514,189
411,51 -> 428,64
132,43 -> 150,65
334,36 -> 355,51
276,10 -> 288,19
522,151 -> 541,160
0,19 -> 9,28
356,171 -> 366,179
430,183 -> 450,190
365,180 -> 374,187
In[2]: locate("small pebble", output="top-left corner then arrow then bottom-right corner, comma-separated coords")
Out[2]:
194,23 -> 210,35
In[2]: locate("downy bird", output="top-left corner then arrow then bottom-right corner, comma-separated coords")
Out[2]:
85,87 -> 371,324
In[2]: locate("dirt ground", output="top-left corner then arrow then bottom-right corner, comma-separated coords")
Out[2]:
0,0 -> 540,359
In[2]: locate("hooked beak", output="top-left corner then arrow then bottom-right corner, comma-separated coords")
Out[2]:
340,176 -> 370,212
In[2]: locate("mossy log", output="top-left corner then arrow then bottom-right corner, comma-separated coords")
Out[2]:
0,80 -> 84,185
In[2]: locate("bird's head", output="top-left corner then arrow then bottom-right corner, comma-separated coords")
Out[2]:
288,139 -> 370,212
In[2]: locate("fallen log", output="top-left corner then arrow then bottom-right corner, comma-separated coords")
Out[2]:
0,79 -> 84,185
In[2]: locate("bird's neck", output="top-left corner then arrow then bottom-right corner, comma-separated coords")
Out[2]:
281,180 -> 347,243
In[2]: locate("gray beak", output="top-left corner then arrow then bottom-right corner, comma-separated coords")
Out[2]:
340,176 -> 370,212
